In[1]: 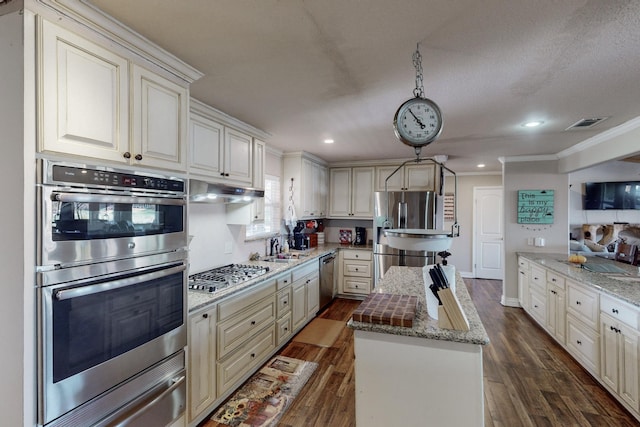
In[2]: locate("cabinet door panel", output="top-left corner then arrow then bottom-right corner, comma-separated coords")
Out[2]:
189,113 -> 224,176
329,168 -> 352,217
188,308 -> 216,421
133,65 -> 188,171
405,164 -> 435,191
224,128 -> 252,183
40,19 -> 129,162
351,167 -> 374,218
306,275 -> 320,318
375,165 -> 403,191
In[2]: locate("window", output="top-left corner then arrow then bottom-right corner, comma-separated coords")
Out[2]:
246,174 -> 282,238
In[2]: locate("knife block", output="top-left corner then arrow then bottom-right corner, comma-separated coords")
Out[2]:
437,288 -> 470,331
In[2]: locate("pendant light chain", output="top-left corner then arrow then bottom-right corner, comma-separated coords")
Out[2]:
413,43 -> 424,99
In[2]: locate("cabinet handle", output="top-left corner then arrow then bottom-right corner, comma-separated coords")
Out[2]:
134,154 -> 143,161
202,313 -> 208,319
123,151 -> 131,159
551,278 -> 556,282
225,173 -> 230,177
251,320 -> 256,325
576,340 -> 582,345
612,308 -> 619,314
610,325 -> 616,331
251,353 -> 256,358
283,301 -> 288,305
284,280 -> 288,284
284,327 -> 288,331
575,301 -> 582,305
220,172 -> 225,176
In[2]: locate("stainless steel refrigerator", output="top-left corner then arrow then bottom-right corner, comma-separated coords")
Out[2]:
373,191 -> 438,286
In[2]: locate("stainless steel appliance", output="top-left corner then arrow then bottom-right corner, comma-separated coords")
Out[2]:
188,264 -> 270,293
373,191 -> 438,285
319,252 -> 336,310
354,227 -> 367,246
36,159 -> 188,427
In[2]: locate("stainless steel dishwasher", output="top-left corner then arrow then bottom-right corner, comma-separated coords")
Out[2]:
319,252 -> 336,311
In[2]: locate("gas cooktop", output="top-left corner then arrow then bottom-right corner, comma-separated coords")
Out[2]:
188,264 -> 270,293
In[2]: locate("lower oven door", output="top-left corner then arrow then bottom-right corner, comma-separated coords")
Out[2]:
38,261 -> 187,426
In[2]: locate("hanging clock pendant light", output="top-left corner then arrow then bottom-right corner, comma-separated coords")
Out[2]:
393,44 -> 443,150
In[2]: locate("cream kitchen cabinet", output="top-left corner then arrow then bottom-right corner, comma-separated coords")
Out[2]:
328,167 -> 375,219
546,271 -> 566,345
517,257 -> 530,310
187,306 -> 217,424
189,99 -> 255,185
526,264 -> 547,326
283,152 -> 328,219
40,18 -> 189,172
375,163 -> 436,191
600,294 -> 640,411
250,139 -> 266,221
338,249 -> 373,296
291,261 -> 320,331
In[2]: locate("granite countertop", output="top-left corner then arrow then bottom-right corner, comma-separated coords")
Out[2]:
188,243 -> 372,312
347,266 -> 490,346
518,252 -> 640,308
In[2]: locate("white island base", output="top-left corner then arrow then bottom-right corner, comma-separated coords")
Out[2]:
354,329 -> 484,427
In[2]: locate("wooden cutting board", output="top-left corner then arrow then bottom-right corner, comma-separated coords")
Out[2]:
351,293 -> 418,328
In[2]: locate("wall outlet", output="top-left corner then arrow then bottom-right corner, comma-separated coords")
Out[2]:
527,237 -> 534,246
224,241 -> 233,254
534,237 -> 545,247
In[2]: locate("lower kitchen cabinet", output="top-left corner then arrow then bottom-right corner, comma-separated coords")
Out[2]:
188,306 -> 217,423
291,262 -> 320,332
566,314 -> 600,375
546,272 -> 566,345
338,249 -> 373,297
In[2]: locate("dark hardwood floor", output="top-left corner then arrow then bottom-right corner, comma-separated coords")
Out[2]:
201,279 -> 639,427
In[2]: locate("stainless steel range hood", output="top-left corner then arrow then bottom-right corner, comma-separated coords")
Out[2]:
189,179 -> 264,204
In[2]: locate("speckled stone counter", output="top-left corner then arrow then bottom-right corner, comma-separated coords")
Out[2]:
518,252 -> 640,308
188,243 -> 371,312
347,266 -> 489,346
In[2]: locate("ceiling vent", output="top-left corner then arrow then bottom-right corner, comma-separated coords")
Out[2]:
565,117 -> 609,130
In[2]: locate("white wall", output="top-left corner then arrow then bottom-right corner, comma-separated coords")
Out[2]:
503,160 -> 569,305
1,9 -> 30,427
444,173 -> 502,275
569,160 -> 640,237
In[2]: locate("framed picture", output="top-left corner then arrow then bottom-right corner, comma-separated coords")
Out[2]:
517,190 -> 554,224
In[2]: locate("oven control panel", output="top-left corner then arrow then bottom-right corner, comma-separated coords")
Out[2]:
50,164 -> 185,193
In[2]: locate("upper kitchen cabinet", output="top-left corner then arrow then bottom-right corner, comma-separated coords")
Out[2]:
189,99 -> 269,186
329,167 -> 375,219
38,16 -> 198,172
375,163 -> 436,192
283,152 -> 328,219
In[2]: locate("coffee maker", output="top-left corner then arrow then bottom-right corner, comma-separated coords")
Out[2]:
354,227 -> 367,246
292,221 -> 307,250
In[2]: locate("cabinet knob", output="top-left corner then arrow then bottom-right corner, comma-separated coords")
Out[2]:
123,151 -> 131,159
283,301 -> 288,305
612,308 -> 619,314
251,353 -> 256,358
576,340 -> 582,345
251,320 -> 256,325
220,172 -> 225,176
202,313 -> 208,319
575,301 -> 582,305
225,173 -> 230,177
134,154 -> 143,161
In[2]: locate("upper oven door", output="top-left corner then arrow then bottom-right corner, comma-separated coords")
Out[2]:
38,186 -> 186,268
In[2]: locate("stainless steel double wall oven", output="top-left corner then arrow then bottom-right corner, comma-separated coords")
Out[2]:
36,159 -> 188,427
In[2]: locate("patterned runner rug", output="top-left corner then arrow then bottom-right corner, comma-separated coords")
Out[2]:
211,355 -> 317,427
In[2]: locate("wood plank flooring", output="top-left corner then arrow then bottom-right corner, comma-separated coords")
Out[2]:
200,279 -> 639,426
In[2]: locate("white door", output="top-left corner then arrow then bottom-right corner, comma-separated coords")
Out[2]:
474,186 -> 503,279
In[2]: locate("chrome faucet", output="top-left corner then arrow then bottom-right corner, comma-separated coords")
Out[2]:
270,237 -> 280,256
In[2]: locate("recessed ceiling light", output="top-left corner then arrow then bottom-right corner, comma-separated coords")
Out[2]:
324,139 -> 334,144
522,121 -> 543,128
477,164 -> 485,168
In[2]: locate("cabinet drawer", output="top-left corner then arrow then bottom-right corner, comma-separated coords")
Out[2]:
218,279 -> 277,321
276,272 -> 292,290
344,278 -> 371,294
276,287 -> 292,317
528,289 -> 546,326
546,271 -> 565,288
518,257 -> 530,269
342,250 -> 372,261
601,294 -> 639,329
276,312 -> 292,345
529,265 -> 546,294
217,297 -> 275,359
217,325 -> 276,396
566,315 -> 600,375
566,281 -> 599,330
344,260 -> 371,278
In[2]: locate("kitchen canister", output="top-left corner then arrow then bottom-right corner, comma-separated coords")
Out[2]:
317,232 -> 325,245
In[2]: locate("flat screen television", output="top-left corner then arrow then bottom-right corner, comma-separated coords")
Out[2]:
584,181 -> 640,210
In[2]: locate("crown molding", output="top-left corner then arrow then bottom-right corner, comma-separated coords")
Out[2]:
556,116 -> 640,158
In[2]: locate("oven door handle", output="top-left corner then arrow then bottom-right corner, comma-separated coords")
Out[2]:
53,192 -> 185,206
54,263 -> 186,301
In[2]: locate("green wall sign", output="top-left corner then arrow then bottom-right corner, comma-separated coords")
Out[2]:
517,190 -> 554,224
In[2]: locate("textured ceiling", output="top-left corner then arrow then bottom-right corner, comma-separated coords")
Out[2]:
87,0 -> 640,172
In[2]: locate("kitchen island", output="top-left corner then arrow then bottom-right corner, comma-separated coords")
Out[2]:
348,266 -> 489,427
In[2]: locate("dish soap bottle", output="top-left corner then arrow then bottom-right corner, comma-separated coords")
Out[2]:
283,239 -> 289,253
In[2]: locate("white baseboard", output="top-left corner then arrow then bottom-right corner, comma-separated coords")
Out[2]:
501,296 -> 521,307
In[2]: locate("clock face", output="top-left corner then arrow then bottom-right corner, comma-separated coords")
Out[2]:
393,97 -> 443,147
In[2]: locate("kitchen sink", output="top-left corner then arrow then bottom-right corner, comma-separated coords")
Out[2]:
262,256 -> 298,263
